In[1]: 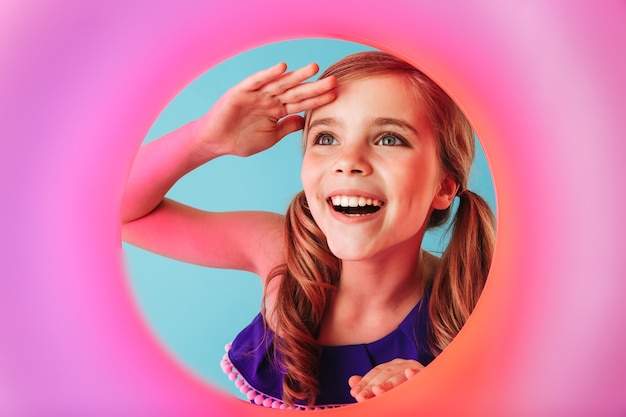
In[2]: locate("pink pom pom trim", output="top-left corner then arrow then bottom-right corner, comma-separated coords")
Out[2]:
221,344 -> 344,411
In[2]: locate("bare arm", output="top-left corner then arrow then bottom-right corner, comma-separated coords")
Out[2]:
121,62 -> 336,278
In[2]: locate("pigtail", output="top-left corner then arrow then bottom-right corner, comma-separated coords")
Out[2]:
428,190 -> 495,353
265,191 -> 340,406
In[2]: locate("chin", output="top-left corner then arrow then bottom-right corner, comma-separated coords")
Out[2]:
326,242 -> 375,262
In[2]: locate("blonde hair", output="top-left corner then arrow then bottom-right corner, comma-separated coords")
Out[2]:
265,51 -> 495,406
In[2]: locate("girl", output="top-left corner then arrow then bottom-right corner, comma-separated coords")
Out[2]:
122,51 -> 495,409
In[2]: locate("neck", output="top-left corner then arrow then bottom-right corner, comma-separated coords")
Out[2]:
317,246 -> 435,346
340,227 -> 430,302
343,252 -> 422,300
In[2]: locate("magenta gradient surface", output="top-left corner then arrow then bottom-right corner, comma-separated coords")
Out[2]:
1,1 -> 625,416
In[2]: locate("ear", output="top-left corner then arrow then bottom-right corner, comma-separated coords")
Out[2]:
431,174 -> 458,210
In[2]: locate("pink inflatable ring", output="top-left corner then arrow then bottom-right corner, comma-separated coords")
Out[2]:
1,1 -> 624,415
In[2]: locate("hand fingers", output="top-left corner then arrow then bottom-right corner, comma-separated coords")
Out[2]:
353,360 -> 401,389
348,375 -> 368,402
351,372 -> 408,402
237,62 -> 288,91
234,63 -> 334,118
349,360 -> 424,402
237,62 -> 320,94
351,370 -> 408,402
348,375 -> 362,389
262,62 -> 321,96
370,372 -> 412,395
278,73 -> 335,103
349,365 -> 387,402
284,91 -> 336,116
282,76 -> 337,114
405,367 -> 419,379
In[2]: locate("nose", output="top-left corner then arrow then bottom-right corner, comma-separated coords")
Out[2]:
332,142 -> 372,175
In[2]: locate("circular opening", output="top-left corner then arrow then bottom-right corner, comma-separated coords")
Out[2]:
122,38 -> 497,403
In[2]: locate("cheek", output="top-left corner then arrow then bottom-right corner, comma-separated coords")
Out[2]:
406,156 -> 443,193
300,156 -> 322,195
391,170 -> 441,216
300,163 -> 321,215
300,165 -> 314,201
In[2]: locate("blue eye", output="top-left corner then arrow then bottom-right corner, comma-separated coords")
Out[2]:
315,133 -> 338,145
376,133 -> 405,146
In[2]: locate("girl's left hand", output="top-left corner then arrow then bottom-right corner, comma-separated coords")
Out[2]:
348,359 -> 424,402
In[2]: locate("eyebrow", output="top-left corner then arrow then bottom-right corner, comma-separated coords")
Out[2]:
373,118 -> 420,136
307,117 -> 420,136
307,117 -> 337,131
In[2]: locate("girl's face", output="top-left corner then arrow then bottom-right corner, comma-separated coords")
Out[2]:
301,74 -> 457,262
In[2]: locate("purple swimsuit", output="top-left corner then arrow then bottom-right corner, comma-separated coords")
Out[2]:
221,292 -> 435,410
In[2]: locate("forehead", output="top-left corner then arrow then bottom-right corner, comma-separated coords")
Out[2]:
306,74 -> 426,127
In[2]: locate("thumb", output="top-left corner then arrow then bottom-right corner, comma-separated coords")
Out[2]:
276,115 -> 305,140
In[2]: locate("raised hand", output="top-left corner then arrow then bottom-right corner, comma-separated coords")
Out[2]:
348,358 -> 424,402
121,61 -> 336,253
194,62 -> 336,158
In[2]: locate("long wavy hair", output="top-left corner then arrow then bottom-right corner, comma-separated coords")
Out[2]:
264,51 -> 496,406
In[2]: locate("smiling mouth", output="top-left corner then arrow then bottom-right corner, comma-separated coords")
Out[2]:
328,195 -> 384,216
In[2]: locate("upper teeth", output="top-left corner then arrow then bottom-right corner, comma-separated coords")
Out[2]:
330,195 -> 384,208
